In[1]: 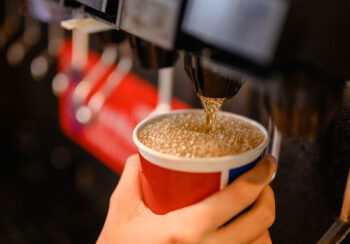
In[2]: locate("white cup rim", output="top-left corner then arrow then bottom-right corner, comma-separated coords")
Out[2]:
133,109 -> 269,172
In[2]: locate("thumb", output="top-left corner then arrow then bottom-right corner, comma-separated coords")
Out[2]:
97,155 -> 143,243
111,154 -> 143,205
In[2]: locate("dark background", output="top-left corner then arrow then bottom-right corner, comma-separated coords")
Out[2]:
0,3 -> 350,244
0,11 -> 118,243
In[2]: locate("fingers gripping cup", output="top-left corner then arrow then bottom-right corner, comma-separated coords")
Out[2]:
133,109 -> 269,215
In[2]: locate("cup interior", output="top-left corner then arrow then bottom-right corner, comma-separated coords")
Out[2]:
133,109 -> 269,172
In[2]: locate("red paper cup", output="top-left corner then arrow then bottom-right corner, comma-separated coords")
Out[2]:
133,109 -> 269,215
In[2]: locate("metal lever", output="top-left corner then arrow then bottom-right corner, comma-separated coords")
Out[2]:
75,57 -> 133,124
52,28 -> 89,96
53,18 -> 96,96
264,117 -> 282,181
60,17 -> 114,72
7,17 -> 41,67
31,23 -> 64,81
73,45 -> 118,105
148,67 -> 174,117
318,170 -> 350,244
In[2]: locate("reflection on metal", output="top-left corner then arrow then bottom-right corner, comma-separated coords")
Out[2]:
31,55 -> 49,81
318,171 -> 350,244
157,67 -> 173,112
76,106 -> 93,125
72,29 -> 89,72
264,117 -> 282,182
318,220 -> 350,244
120,0 -> 183,50
7,41 -> 25,67
148,67 -> 173,117
265,74 -> 345,139
52,73 -> 70,96
340,171 -> 350,224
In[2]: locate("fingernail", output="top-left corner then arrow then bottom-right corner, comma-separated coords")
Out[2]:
265,155 -> 277,172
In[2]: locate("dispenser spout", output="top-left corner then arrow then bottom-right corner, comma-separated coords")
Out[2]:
184,53 -> 246,99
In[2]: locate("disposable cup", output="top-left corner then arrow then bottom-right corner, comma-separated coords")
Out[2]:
133,109 -> 269,214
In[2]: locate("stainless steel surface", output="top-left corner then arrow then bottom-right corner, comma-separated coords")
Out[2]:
340,170 -> 350,223
74,0 -> 108,12
182,0 -> 289,65
120,0 -> 183,50
317,220 -> 350,244
264,118 -> 281,181
318,170 -> 350,244
64,0 -> 120,26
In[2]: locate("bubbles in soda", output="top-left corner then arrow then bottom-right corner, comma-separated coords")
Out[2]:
138,111 -> 265,158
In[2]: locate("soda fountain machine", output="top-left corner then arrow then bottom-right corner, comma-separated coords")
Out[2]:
23,0 -> 350,243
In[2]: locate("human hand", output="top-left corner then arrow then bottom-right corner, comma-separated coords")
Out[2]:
97,154 -> 276,244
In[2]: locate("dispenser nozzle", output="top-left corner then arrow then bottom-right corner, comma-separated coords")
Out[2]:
184,52 -> 245,99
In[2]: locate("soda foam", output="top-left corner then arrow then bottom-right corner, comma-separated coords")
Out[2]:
138,112 -> 265,158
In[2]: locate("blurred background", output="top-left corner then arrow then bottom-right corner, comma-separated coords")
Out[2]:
0,1 -> 349,243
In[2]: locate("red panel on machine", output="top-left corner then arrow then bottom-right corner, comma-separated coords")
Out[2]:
57,40 -> 190,174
